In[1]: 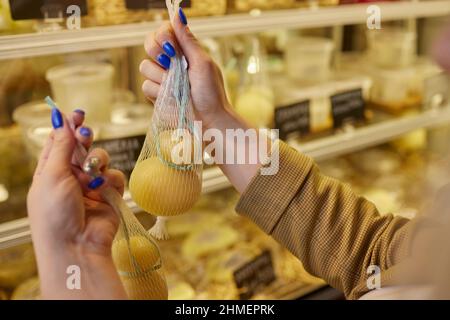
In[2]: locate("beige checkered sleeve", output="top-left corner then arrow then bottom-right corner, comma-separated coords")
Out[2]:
236,141 -> 414,299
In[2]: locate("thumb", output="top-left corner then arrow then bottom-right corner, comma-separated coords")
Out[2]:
172,7 -> 205,63
46,108 -> 76,171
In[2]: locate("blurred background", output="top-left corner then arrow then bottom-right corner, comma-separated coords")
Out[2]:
1,0 -> 450,300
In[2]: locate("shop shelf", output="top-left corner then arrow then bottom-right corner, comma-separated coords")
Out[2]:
0,1 -> 449,60
2,106 -> 450,250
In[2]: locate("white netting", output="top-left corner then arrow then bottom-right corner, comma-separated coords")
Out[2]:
129,0 -> 203,240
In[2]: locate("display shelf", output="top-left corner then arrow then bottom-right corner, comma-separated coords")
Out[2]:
1,1 -> 450,60
3,107 -> 450,250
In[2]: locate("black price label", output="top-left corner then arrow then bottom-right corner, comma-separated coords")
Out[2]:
125,0 -> 191,10
9,0 -> 87,20
331,88 -> 365,128
274,100 -> 310,140
93,135 -> 145,180
233,250 -> 276,300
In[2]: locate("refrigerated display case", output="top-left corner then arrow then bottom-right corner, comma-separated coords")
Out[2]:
1,1 -> 450,300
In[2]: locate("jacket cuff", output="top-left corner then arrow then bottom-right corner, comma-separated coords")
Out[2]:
235,140 -> 314,234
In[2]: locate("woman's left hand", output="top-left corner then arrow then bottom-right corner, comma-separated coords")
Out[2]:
27,108 -> 127,300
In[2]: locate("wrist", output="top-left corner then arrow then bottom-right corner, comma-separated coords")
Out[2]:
34,241 -> 126,299
203,104 -> 248,132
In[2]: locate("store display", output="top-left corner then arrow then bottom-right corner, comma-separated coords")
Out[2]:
182,226 -> 240,260
11,277 -> 40,300
87,0 -> 150,25
285,36 -> 334,84
46,63 -> 114,124
166,212 -> 226,238
0,243 -> 37,290
0,125 -> 32,223
369,66 -> 422,113
273,74 -> 371,138
367,28 -> 417,69
102,103 -> 152,139
0,0 -> 450,302
167,276 -> 196,300
229,0 -> 296,12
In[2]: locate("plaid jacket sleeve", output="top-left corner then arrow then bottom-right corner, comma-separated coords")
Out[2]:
235,141 -> 414,299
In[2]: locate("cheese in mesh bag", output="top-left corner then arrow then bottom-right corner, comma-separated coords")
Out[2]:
105,188 -> 168,300
129,0 -> 203,240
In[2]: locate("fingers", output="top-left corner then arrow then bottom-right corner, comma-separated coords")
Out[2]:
103,169 -> 126,196
73,167 -> 126,200
142,79 -> 162,103
83,148 -> 111,173
75,126 -> 93,151
144,22 -> 178,70
71,109 -> 85,128
172,7 -> 206,65
139,59 -> 165,85
34,132 -> 54,178
46,108 -> 76,173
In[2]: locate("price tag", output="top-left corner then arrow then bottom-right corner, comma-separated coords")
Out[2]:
125,0 -> 191,10
274,100 -> 310,140
92,135 -> 146,180
9,0 -> 87,20
233,250 -> 276,300
331,88 -> 365,128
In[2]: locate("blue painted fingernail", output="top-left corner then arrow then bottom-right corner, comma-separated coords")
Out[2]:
157,53 -> 171,70
179,7 -> 188,25
51,108 -> 63,129
88,176 -> 105,190
163,41 -> 176,58
80,127 -> 91,137
74,109 -> 85,116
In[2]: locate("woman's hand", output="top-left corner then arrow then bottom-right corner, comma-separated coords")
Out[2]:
27,108 -> 127,300
140,7 -> 232,129
140,8 -> 270,194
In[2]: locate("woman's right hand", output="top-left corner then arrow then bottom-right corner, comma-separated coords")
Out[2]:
140,7 -> 232,129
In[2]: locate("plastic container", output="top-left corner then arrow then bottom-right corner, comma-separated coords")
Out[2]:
46,63 -> 114,124
228,0 -> 296,12
366,29 -> 417,69
369,67 -> 421,113
285,36 -> 334,84
102,103 -> 153,140
13,101 -> 51,131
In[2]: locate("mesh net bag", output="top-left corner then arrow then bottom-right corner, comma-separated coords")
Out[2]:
103,188 -> 168,300
129,0 -> 203,240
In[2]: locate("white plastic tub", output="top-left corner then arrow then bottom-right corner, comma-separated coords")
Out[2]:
46,63 -> 114,124
285,36 -> 334,83
366,29 -> 417,69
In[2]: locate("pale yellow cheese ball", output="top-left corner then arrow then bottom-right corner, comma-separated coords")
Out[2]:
112,236 -> 160,274
129,157 -> 202,216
